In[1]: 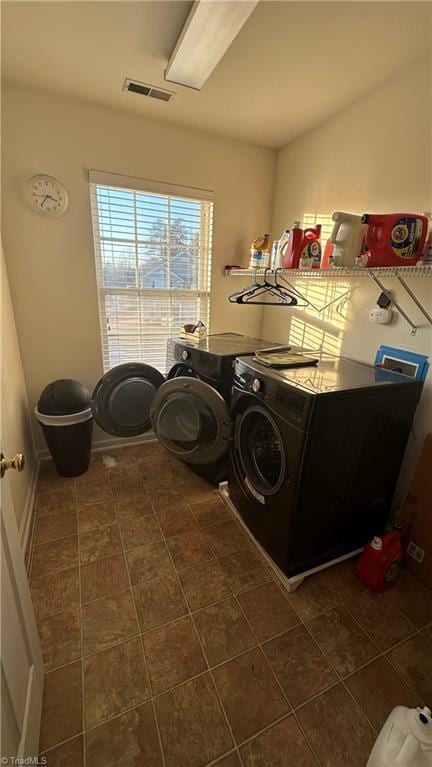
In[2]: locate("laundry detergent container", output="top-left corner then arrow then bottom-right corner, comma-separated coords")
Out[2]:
35,379 -> 93,476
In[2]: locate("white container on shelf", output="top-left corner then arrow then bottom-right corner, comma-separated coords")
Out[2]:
367,706 -> 432,767
331,211 -> 367,266
275,229 -> 290,267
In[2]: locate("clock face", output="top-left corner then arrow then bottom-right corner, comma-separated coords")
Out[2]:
26,175 -> 68,216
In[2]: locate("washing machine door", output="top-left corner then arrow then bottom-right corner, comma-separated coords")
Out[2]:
150,378 -> 230,464
167,363 -> 201,381
235,404 -> 286,498
91,362 -> 165,437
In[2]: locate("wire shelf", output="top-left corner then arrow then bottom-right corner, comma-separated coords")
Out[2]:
225,265 -> 432,278
225,264 -> 432,336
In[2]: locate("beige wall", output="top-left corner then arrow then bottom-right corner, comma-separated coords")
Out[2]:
1,245 -> 36,530
262,57 -> 432,504
1,84 -> 276,450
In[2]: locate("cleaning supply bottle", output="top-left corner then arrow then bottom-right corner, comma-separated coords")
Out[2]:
356,528 -> 402,592
275,229 -> 290,267
422,213 -> 432,264
249,233 -> 271,268
320,239 -> 335,269
331,212 -> 367,266
361,213 -> 428,267
283,222 -> 321,269
250,233 -> 270,252
367,706 -> 432,767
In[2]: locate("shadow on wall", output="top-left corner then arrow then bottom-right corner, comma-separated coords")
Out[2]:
284,278 -> 351,354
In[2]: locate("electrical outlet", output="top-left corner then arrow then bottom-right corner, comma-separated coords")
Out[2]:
407,541 -> 425,563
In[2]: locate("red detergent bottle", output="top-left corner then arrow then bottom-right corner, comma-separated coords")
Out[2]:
283,221 -> 322,268
356,529 -> 402,592
361,213 -> 428,267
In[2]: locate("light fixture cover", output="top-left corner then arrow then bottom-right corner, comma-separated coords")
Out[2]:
165,0 -> 258,91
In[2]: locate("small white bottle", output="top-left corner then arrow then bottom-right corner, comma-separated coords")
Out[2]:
275,229 -> 290,268
367,706 -> 432,767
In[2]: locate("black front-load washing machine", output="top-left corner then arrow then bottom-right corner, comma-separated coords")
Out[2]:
90,333 -> 280,485
226,353 -> 423,579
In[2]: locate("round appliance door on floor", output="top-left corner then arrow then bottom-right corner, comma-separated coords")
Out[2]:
91,363 -> 165,437
150,377 -> 230,464
236,405 -> 286,496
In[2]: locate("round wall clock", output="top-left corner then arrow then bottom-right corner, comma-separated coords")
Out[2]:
26,174 -> 69,216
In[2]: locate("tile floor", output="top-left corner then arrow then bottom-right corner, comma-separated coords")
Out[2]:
26,443 -> 432,767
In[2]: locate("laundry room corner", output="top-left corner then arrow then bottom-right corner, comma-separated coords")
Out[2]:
261,55 -> 432,504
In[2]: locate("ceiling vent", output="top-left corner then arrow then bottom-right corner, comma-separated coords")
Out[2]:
122,78 -> 175,102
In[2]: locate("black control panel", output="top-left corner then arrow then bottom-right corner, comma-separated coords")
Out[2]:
233,358 -> 313,429
165,339 -> 223,384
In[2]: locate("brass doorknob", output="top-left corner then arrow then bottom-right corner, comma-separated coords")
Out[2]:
0,453 -> 25,479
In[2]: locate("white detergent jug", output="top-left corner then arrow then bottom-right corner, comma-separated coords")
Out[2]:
330,211 -> 366,266
367,706 -> 432,767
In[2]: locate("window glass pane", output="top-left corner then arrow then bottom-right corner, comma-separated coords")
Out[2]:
90,179 -> 213,373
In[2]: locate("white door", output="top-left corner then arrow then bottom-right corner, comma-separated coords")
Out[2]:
1,457 -> 44,759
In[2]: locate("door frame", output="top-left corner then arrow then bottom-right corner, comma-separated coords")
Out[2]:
1,477 -> 44,758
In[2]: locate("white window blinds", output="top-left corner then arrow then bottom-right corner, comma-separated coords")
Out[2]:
89,171 -> 213,373
302,212 -> 334,246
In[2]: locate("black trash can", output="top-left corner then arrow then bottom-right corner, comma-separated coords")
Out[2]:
35,379 -> 93,477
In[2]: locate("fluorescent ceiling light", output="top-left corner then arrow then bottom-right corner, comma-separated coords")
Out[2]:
165,0 -> 258,91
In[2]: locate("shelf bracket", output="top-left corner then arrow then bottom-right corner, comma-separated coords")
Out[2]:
369,271 -> 419,336
396,275 -> 432,328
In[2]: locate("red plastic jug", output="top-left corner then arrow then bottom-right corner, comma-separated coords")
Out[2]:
356,529 -> 402,592
361,213 -> 428,267
283,222 -> 321,268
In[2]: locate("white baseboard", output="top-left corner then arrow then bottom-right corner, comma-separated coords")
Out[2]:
19,458 -> 40,554
36,433 -> 157,462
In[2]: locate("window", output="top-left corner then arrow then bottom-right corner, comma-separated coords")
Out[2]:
286,212 -> 347,355
302,212 -> 333,246
89,171 -> 213,373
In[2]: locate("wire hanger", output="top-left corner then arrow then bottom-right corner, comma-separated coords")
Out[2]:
278,270 -> 352,314
273,269 -> 309,306
228,269 -> 300,306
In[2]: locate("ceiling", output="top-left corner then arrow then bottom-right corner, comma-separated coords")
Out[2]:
2,1 -> 430,148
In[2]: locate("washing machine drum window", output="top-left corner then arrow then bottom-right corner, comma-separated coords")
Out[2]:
157,393 -> 216,451
238,406 -> 285,494
150,378 -> 230,464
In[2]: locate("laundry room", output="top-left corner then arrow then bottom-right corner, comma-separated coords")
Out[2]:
1,2 -> 431,767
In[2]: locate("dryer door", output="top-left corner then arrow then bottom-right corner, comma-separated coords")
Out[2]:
235,404 -> 286,497
91,362 -> 165,437
150,378 -> 230,464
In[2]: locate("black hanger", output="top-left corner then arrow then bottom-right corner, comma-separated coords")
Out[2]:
275,269 -> 309,307
228,269 -> 294,305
